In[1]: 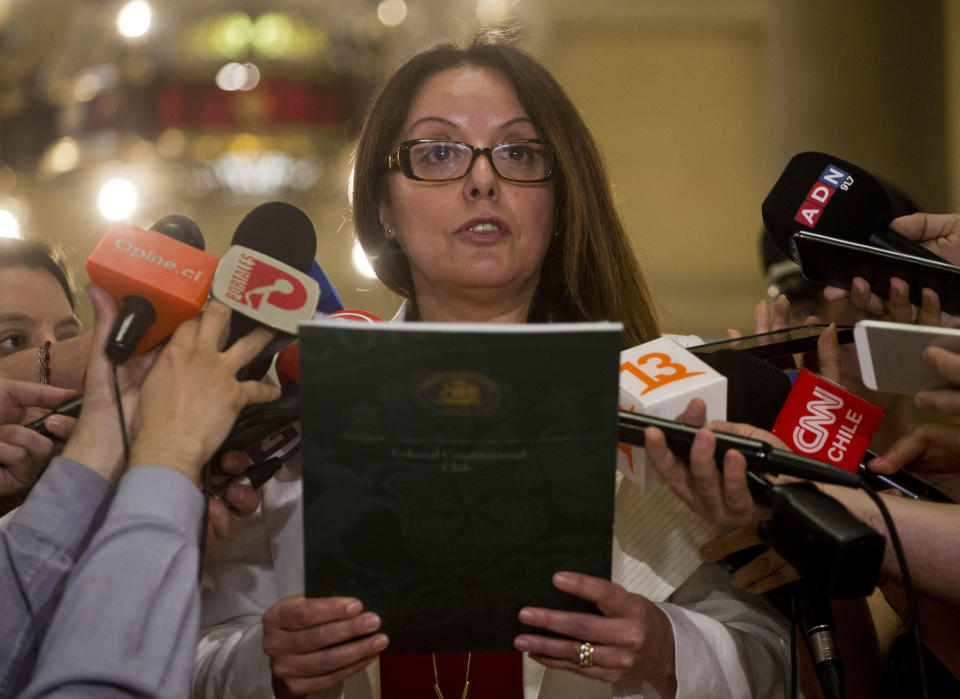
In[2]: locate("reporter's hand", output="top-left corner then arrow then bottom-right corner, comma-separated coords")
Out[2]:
822,276 -> 948,326
206,449 -> 262,546
0,379 -> 76,426
263,595 -> 388,696
821,212 -> 960,327
0,423 -> 63,495
914,346 -> 960,414
890,212 -> 960,266
515,573 -> 676,695
699,521 -> 800,594
726,296 -> 791,341
644,405 -> 772,529
61,284 -> 159,483
868,422 -> 960,476
130,300 -> 280,485
0,379 -> 77,495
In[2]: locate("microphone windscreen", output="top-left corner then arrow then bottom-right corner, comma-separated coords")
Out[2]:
700,349 -> 791,430
761,151 -> 893,259
149,214 -> 205,251
231,202 -> 317,274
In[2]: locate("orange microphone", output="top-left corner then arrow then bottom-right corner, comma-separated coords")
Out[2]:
85,217 -> 219,362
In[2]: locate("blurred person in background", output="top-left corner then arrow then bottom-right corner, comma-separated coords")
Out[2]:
0,238 -> 83,515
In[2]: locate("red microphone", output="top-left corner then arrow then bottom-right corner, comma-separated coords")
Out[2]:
86,222 -> 219,360
273,310 -> 383,386
771,368 -> 886,473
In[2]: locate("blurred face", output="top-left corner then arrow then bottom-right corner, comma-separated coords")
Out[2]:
0,266 -> 79,357
380,64 -> 555,316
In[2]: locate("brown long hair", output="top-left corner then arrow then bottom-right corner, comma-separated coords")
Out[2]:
352,29 -> 659,346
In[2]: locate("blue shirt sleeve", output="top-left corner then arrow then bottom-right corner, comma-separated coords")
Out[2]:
0,457 -> 114,698
19,465 -> 205,698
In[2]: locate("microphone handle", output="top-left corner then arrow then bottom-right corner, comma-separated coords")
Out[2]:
869,229 -> 951,264
105,295 -> 158,363
797,584 -> 845,699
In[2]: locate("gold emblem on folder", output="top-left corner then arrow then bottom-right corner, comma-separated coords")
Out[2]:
418,371 -> 501,416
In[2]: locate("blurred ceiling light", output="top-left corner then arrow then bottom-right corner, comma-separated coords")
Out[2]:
43,137 -> 80,175
117,0 -> 152,39
252,13 -> 294,58
217,12 -> 254,58
0,209 -> 21,239
476,0 -> 509,24
215,62 -> 261,91
377,0 -> 407,27
208,152 -> 318,196
352,240 -> 377,279
98,178 -> 138,221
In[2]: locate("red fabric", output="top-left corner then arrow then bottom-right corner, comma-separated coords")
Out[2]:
380,652 -> 523,698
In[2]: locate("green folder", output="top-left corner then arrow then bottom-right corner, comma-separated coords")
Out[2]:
300,320 -> 621,653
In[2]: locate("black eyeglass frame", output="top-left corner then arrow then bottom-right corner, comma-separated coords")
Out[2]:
386,138 -> 555,183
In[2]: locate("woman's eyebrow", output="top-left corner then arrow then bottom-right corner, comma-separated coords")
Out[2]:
407,116 -> 459,132
406,116 -> 537,134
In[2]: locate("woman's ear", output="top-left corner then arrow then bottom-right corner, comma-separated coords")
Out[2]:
378,199 -> 394,239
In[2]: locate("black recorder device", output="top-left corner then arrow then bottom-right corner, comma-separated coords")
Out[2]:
790,230 -> 960,315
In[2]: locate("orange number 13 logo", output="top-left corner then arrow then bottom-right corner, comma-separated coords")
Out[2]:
620,352 -> 704,395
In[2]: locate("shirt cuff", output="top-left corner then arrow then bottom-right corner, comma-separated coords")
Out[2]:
112,465 -> 205,537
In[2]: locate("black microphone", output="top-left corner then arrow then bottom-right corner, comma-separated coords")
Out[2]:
762,151 -> 946,264
698,349 -> 792,429
147,214 -> 205,250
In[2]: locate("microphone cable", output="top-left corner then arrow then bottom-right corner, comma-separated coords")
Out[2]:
859,479 -> 928,699
111,361 -> 130,468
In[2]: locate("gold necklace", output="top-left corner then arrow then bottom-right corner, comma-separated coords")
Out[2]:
431,653 -> 471,699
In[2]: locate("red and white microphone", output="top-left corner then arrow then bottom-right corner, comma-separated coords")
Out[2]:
771,369 -> 886,473
211,245 -> 320,335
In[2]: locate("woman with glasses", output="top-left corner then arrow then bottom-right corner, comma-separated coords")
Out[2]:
195,30 -> 789,699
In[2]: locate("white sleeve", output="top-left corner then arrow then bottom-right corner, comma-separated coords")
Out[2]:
193,503 -> 281,699
615,563 -> 790,699
192,478 -> 356,699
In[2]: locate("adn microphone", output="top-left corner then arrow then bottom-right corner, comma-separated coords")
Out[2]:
762,151 -> 945,263
86,215 -> 218,362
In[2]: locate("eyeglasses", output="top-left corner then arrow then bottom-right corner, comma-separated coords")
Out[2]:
386,139 -> 554,183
